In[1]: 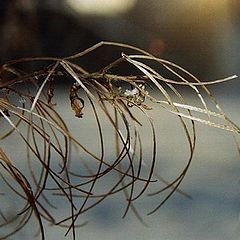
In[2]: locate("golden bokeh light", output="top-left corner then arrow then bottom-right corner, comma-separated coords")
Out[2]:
66,0 -> 137,16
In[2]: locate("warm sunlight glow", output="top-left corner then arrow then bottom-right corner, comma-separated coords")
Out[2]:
66,0 -> 137,16
186,0 -> 230,11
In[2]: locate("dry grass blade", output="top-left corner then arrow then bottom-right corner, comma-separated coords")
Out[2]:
0,148 -> 45,239
0,41 -> 239,239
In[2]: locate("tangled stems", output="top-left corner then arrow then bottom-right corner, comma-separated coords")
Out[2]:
0,41 -> 238,239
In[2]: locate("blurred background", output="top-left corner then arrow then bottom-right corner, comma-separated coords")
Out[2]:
1,0 -> 239,79
0,0 -> 240,239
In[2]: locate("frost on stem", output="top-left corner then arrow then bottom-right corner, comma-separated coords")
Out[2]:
0,41 -> 238,239
124,87 -> 139,97
123,84 -> 147,107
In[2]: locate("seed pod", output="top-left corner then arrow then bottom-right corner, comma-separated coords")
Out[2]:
69,83 -> 84,118
47,79 -> 55,105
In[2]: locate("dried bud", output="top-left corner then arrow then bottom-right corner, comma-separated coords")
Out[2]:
69,84 -> 84,118
71,97 -> 84,118
47,79 -> 56,105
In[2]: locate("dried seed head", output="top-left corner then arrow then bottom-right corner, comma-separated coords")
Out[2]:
71,97 -> 84,118
69,83 -> 84,118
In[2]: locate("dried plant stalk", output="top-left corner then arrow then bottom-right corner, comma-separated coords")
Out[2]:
0,41 -> 238,239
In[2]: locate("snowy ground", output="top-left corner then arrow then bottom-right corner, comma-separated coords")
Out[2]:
1,86 -> 240,240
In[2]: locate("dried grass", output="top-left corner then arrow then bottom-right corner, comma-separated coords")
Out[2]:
0,41 -> 238,239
